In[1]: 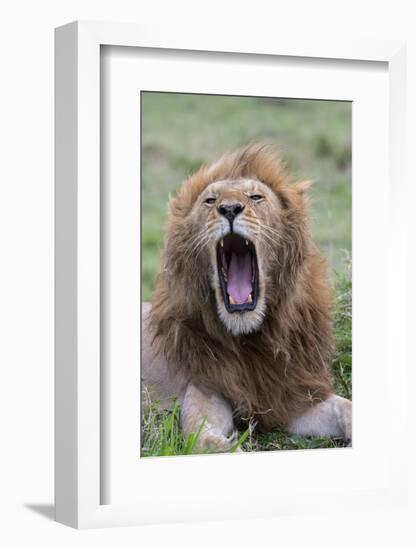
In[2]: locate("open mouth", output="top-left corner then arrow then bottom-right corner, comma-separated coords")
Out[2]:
216,233 -> 259,313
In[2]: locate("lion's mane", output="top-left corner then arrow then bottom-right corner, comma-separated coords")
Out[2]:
148,145 -> 334,430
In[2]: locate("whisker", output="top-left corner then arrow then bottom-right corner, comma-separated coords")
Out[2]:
186,237 -> 210,261
260,225 -> 282,238
184,228 -> 216,265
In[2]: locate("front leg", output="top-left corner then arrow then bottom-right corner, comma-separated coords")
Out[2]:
287,394 -> 352,444
180,382 -> 238,452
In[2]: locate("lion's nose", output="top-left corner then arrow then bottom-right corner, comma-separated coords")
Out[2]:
217,202 -> 245,223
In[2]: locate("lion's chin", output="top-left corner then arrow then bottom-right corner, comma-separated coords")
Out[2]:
215,297 -> 266,335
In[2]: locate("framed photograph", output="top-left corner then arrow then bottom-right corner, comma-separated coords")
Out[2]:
55,21 -> 407,528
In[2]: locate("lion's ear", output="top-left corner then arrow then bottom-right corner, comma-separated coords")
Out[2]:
294,180 -> 313,195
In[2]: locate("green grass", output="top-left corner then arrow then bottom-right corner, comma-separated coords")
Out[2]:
141,401 -> 208,457
140,92 -> 352,455
141,399 -> 249,457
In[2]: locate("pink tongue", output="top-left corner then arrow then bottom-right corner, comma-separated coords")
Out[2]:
227,252 -> 252,304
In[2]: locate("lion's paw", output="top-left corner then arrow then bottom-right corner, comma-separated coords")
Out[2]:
197,429 -> 240,453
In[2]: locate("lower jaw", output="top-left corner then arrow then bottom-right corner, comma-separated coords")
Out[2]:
217,301 -> 264,335
225,304 -> 256,314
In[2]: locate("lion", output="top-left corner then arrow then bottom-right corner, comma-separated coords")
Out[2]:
142,144 -> 352,452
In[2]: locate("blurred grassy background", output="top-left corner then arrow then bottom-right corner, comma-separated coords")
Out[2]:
141,92 -> 351,302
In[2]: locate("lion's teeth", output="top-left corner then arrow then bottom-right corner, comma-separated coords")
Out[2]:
220,239 -> 224,247
222,267 -> 227,280
244,293 -> 253,304
245,240 -> 249,246
229,294 -> 252,305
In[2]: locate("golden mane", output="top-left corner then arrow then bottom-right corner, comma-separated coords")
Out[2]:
148,144 -> 334,430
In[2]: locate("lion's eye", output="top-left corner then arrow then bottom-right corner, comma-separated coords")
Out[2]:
250,194 -> 263,201
204,197 -> 216,205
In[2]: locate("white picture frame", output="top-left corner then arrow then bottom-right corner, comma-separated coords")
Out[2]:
55,21 -> 407,529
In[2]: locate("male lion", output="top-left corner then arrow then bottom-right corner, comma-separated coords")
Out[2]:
142,144 -> 352,451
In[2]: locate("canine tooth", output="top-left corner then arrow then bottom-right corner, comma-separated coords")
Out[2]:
220,239 -> 224,247
245,240 -> 249,246
229,295 -> 236,304
244,293 -> 253,304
